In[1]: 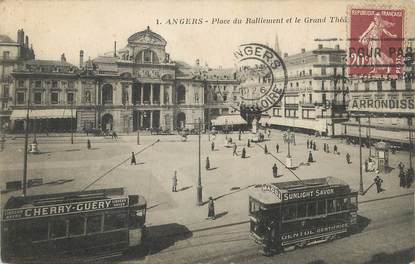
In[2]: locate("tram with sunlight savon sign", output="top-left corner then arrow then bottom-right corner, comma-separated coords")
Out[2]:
249,177 -> 358,255
1,188 -> 147,263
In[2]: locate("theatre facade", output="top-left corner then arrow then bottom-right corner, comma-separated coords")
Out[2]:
8,27 -> 240,133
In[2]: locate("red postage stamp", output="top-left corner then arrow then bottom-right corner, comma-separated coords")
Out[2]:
349,8 -> 405,76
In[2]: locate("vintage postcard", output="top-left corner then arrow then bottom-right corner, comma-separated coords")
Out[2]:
0,0 -> 414,263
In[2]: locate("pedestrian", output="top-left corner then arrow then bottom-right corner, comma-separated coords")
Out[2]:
326,145 -> 330,153
364,159 -> 369,172
238,132 -> 241,141
206,157 -> 210,170
267,129 -> 271,139
313,142 -> 317,151
307,140 -> 310,149
212,133 -> 216,141
247,139 -> 251,148
264,144 -> 268,154
276,144 -> 279,153
172,171 -> 178,192
241,147 -> 246,158
272,163 -> 278,178
399,169 -> 406,187
111,130 -> 114,139
211,141 -> 215,151
87,139 -> 91,150
346,153 -> 351,164
207,197 -> 215,220
323,143 -> 326,152
398,162 -> 405,175
334,145 -> 338,154
308,150 -> 314,163
130,152 -> 136,165
113,131 -> 118,139
233,143 -> 238,156
374,172 -> 383,193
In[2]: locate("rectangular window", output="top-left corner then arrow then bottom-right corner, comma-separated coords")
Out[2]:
364,82 -> 370,91
327,199 -> 336,213
86,215 -> 102,234
317,200 -> 326,215
17,92 -> 25,104
3,85 -> 9,97
67,93 -> 74,104
336,198 -> 348,211
31,221 -> 49,241
51,92 -> 59,104
297,203 -> 306,218
35,80 -> 41,88
390,80 -> 397,90
354,83 -> 359,91
307,202 -> 317,217
50,218 -> 67,238
282,204 -> 297,221
34,92 -> 42,104
52,80 -> 58,88
68,81 -> 74,89
104,213 -> 127,231
405,78 -> 412,90
3,51 -> 10,59
69,216 -> 85,236
377,80 -> 382,91
18,80 -> 25,88
321,67 -> 326,75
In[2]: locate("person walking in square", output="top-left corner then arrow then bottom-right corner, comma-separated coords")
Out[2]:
272,163 -> 278,178
308,150 -> 314,163
313,142 -> 317,151
233,143 -> 238,156
87,139 -> 91,150
206,157 -> 210,170
267,129 -> 271,139
264,144 -> 268,154
346,153 -> 351,164
211,141 -> 215,151
130,152 -> 136,165
207,197 -> 216,220
276,144 -> 279,153
334,145 -> 338,154
247,139 -> 251,148
399,169 -> 406,187
241,147 -> 246,158
172,171 -> 178,192
238,131 -> 242,141
326,144 -> 330,153
323,143 -> 326,152
374,173 -> 383,193
398,162 -> 405,175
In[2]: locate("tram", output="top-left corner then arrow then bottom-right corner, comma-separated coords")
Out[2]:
1,188 -> 147,262
249,177 -> 358,255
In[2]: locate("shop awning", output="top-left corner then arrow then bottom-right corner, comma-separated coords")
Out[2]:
211,115 -> 247,126
10,109 -> 76,120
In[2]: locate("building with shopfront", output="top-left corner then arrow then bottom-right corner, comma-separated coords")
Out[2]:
8,27 -> 240,133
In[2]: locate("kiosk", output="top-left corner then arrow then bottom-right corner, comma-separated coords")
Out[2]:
375,141 -> 390,172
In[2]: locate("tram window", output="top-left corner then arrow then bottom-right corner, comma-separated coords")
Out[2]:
350,196 -> 357,210
50,218 -> 67,238
307,202 -> 317,217
104,213 -> 127,231
327,199 -> 336,213
336,198 -> 347,211
282,204 -> 297,220
250,200 -> 260,214
297,203 -> 307,218
69,216 -> 85,236
31,221 -> 49,241
317,200 -> 326,215
86,215 -> 102,234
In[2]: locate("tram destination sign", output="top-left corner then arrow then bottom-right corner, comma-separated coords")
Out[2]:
2,198 -> 129,221
262,184 -> 340,202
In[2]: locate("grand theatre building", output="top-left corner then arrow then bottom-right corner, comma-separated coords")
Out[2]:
9,27 -> 239,133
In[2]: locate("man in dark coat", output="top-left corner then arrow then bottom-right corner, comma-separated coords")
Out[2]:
264,144 -> 268,154
346,153 -> 351,164
172,171 -> 178,192
313,142 -> 316,151
131,152 -> 136,165
276,144 -> 279,153
233,143 -> 237,156
307,139 -> 310,149
334,145 -> 338,154
272,163 -> 278,178
241,147 -> 246,158
399,169 -> 406,187
87,139 -> 91,149
206,157 -> 210,170
247,139 -> 251,148
211,141 -> 215,151
374,173 -> 383,193
207,197 -> 215,220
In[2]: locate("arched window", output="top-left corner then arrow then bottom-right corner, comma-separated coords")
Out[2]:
85,91 -> 91,103
136,49 -> 160,64
102,84 -> 113,105
177,85 -> 186,104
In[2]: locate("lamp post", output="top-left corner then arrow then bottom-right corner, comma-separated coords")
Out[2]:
70,96 -> 74,144
22,84 -> 31,196
197,117 -> 203,205
283,129 -> 295,168
368,115 -> 372,157
357,116 -> 364,195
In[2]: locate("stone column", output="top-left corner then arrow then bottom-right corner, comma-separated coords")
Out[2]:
150,84 -> 154,105
140,85 -> 144,105
169,85 -> 173,104
128,83 -> 132,105
160,84 -> 164,105
150,111 -> 153,129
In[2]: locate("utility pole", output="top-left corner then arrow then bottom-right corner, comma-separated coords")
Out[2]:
23,84 -> 30,196
358,116 -> 364,195
368,115 -> 372,157
197,117 -> 203,206
70,96 -> 74,144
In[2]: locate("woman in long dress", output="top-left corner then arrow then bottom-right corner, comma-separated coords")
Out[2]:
358,12 -> 397,74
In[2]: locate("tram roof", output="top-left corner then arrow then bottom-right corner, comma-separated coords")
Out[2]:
3,187 -> 144,210
270,177 -> 348,191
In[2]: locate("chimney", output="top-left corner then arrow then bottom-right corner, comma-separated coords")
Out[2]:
284,53 -> 288,58
318,44 -> 323,49
335,44 -> 340,50
19,29 -> 25,45
25,35 -> 29,48
301,48 -> 306,53
61,53 -> 66,62
114,41 -> 117,57
80,50 -> 84,67
17,29 -> 21,44
196,59 -> 200,66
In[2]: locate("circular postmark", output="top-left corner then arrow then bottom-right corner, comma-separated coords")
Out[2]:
232,43 -> 288,114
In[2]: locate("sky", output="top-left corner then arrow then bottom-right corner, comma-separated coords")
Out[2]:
1,0 -> 414,68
